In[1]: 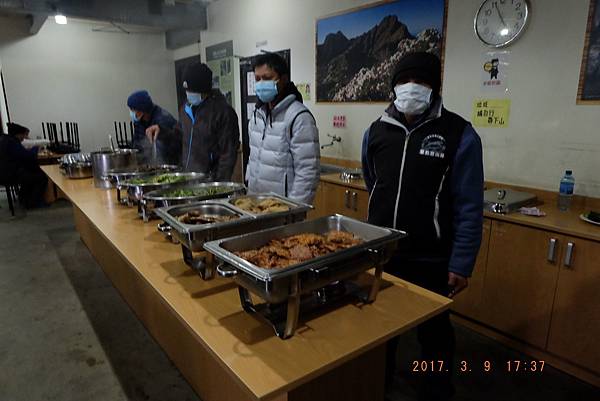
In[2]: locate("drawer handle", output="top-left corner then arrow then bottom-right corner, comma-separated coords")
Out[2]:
564,242 -> 575,268
352,192 -> 358,211
547,238 -> 557,263
344,190 -> 350,209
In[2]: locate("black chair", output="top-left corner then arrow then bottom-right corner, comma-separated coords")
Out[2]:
114,121 -> 134,149
2,183 -> 19,216
42,121 -> 80,153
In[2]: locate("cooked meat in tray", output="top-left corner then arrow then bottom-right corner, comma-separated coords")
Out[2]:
235,231 -> 363,269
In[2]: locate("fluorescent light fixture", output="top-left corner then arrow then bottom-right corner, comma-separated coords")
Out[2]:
55,14 -> 67,25
500,28 -> 509,36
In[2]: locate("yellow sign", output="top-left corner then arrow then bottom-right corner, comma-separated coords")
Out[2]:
472,99 -> 511,127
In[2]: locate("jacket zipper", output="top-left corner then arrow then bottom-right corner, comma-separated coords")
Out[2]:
392,118 -> 436,229
367,162 -> 378,221
433,167 -> 449,240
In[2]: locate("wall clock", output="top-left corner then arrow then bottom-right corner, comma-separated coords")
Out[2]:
475,0 -> 530,47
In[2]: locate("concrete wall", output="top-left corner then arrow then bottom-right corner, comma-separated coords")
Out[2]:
190,0 -> 600,197
0,17 -> 178,152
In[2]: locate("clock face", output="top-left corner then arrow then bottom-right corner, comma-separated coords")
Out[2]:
475,0 -> 530,47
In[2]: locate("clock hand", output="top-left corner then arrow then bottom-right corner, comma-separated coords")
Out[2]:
494,3 -> 508,27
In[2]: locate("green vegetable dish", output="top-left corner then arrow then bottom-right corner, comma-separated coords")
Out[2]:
128,174 -> 187,185
162,186 -> 232,198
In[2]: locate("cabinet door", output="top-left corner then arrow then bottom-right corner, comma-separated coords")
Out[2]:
481,221 -> 561,348
548,237 -> 600,373
320,182 -> 346,217
451,219 -> 491,321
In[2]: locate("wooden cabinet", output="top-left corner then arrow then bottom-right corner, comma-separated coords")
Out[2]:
547,236 -> 600,373
320,181 -> 368,221
451,219 -> 491,321
479,221 -> 561,349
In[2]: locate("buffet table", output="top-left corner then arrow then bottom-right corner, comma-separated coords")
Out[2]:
42,165 -> 451,401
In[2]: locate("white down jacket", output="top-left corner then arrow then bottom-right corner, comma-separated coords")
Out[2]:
246,94 -> 320,205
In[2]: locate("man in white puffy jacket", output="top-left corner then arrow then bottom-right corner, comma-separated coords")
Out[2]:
246,53 -> 320,205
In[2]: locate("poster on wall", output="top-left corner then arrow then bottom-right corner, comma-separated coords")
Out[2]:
481,51 -> 509,92
297,83 -> 312,101
578,0 -> 600,103
471,99 -> 511,128
206,41 -> 235,106
315,0 -> 447,103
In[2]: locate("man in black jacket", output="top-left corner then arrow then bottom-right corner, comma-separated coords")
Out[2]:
0,123 -> 48,208
147,63 -> 240,181
362,52 -> 484,401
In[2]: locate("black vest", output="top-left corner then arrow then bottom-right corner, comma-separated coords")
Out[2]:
366,107 -> 468,260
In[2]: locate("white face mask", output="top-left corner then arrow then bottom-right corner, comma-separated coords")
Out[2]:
393,82 -> 433,116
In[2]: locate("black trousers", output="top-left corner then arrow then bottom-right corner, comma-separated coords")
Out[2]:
17,167 -> 48,209
385,258 -> 455,401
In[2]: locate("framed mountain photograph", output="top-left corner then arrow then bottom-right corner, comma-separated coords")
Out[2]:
316,0 -> 447,103
578,0 -> 600,103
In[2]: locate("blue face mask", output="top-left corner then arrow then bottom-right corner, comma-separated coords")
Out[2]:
255,80 -> 278,103
186,91 -> 203,106
129,110 -> 141,122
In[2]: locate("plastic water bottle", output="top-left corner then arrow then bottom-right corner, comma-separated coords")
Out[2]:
558,170 -> 575,212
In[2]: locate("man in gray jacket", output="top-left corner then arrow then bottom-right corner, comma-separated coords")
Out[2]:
246,53 -> 320,205
147,63 -> 240,181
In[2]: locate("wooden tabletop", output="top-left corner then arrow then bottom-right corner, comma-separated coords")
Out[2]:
319,174 -> 600,243
42,165 -> 451,401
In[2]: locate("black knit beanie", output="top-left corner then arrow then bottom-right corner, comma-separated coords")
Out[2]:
391,52 -> 441,95
7,122 -> 29,136
183,62 -> 213,93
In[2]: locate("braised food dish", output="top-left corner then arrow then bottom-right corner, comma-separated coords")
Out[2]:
232,197 -> 290,214
235,230 -> 363,269
177,210 -> 239,225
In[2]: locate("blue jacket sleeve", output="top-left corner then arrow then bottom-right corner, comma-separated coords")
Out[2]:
361,128 -> 375,193
448,125 -> 484,277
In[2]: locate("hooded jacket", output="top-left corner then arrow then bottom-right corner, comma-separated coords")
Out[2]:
362,98 -> 484,277
246,88 -> 320,205
132,105 -> 179,165
175,90 -> 240,181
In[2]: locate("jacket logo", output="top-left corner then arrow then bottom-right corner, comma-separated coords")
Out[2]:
419,134 -> 446,159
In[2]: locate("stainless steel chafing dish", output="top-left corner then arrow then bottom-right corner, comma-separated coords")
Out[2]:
120,172 -> 207,214
104,165 -> 180,205
141,182 -> 246,222
59,153 -> 93,179
154,193 -> 312,279
203,215 -> 405,339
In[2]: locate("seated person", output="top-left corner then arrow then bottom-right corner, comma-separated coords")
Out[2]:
0,122 -> 48,208
127,90 -> 180,165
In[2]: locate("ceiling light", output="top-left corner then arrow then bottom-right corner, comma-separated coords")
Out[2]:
500,28 -> 509,36
55,14 -> 67,25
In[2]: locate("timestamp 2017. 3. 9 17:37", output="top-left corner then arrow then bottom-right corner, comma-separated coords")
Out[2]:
411,360 -> 546,374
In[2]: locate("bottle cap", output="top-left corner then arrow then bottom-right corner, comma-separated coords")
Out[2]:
566,170 -> 573,175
